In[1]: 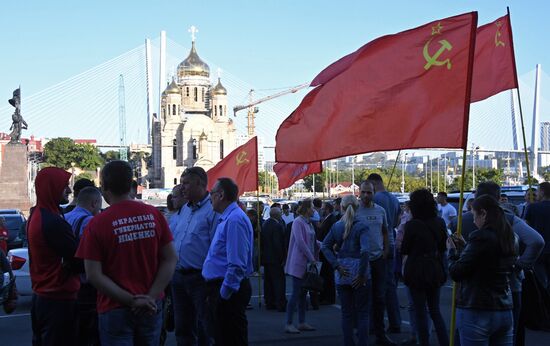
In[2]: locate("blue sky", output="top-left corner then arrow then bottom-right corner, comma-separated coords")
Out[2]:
0,1 -> 549,152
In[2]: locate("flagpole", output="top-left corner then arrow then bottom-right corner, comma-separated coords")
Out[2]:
386,150 -> 401,191
507,6 -> 532,192
449,147 -> 468,346
256,188 -> 262,308
450,13 -> 477,346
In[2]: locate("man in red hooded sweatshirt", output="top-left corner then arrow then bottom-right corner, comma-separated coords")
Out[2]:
28,167 -> 81,346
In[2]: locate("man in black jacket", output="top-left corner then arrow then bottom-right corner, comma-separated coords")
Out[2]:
261,207 -> 287,311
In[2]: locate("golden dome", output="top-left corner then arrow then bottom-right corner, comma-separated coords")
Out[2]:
212,78 -> 227,95
164,80 -> 181,95
200,130 -> 208,139
178,41 -> 210,78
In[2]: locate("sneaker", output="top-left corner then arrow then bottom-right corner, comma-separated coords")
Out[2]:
297,323 -> 316,331
285,324 -> 300,334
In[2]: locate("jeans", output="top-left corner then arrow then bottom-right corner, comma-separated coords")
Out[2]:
409,286 -> 449,346
406,286 -> 432,340
286,275 -> 307,325
385,258 -> 401,330
31,294 -> 77,346
172,270 -> 210,346
370,257 -> 387,338
337,283 -> 370,346
98,302 -> 162,346
456,308 -> 513,346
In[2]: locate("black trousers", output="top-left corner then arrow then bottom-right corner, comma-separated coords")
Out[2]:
319,252 -> 335,304
264,264 -> 286,309
76,283 -> 100,346
206,278 -> 252,346
31,294 -> 77,346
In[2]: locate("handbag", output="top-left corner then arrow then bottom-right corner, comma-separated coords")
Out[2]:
302,262 -> 324,292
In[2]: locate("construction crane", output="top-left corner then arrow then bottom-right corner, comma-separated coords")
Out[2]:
233,83 -> 309,138
118,74 -> 128,161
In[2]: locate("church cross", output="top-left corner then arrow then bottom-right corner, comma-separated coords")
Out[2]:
188,25 -> 198,42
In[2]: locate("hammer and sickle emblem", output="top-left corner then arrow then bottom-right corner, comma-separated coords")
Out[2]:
494,30 -> 505,47
423,37 -> 453,70
236,151 -> 250,166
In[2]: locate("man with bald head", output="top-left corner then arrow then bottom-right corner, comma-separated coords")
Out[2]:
261,206 -> 287,311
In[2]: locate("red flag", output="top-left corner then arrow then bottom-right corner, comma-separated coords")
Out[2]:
274,162 -> 323,190
207,137 -> 258,193
471,14 -> 517,102
276,12 -> 477,163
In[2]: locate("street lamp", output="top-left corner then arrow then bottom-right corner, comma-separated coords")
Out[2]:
472,145 -> 480,189
70,162 -> 76,188
401,153 -> 408,193
351,156 -> 356,195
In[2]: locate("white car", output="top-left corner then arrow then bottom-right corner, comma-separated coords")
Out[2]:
7,248 -> 31,296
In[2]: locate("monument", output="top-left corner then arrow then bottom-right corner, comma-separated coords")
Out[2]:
0,88 -> 31,212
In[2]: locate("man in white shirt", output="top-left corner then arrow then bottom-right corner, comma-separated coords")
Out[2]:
281,204 -> 295,225
437,192 -> 457,228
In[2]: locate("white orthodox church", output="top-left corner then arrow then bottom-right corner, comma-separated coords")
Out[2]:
151,30 -> 237,188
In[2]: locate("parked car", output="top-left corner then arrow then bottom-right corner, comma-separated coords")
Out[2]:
1,214 -> 26,250
0,209 -> 23,215
7,248 -> 31,296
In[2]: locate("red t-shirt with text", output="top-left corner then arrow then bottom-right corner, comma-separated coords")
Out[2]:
76,200 -> 173,313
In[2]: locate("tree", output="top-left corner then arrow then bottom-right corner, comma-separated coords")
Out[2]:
76,172 -> 94,182
448,168 -> 503,191
43,137 -> 77,169
73,144 -> 104,170
303,173 -> 326,192
103,150 -> 119,162
43,137 -> 104,171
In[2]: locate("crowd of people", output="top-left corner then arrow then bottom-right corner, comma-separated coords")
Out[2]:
21,160 -> 550,346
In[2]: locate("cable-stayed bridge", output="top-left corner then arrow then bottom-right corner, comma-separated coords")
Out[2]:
1,33 -> 549,160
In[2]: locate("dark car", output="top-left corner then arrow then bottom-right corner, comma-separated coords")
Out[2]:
1,214 -> 26,250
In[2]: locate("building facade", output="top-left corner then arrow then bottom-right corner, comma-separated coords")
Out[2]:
151,36 -> 237,188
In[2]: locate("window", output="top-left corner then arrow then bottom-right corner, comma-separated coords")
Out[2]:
172,139 -> 177,159
220,139 -> 224,159
172,104 -> 176,115
186,87 -> 189,97
202,88 -> 205,102
174,178 -> 177,185
214,105 -> 217,116
219,105 -> 223,117
194,87 -> 198,102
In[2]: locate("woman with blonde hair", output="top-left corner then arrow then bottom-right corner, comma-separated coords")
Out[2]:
322,195 -> 370,346
284,199 -> 321,334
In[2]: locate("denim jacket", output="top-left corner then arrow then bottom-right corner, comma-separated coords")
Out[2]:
322,218 -> 370,284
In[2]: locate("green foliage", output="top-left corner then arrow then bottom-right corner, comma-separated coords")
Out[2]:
43,137 -> 104,170
43,137 -> 76,169
103,150 -> 120,162
73,144 -> 104,170
449,168 -> 503,191
303,173 -> 326,192
76,172 -> 94,182
523,176 -> 539,185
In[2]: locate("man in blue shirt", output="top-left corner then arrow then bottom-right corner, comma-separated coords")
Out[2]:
368,173 -> 402,334
64,186 -> 102,345
203,178 -> 253,346
64,186 -> 102,239
171,167 -> 218,346
357,180 -> 396,346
